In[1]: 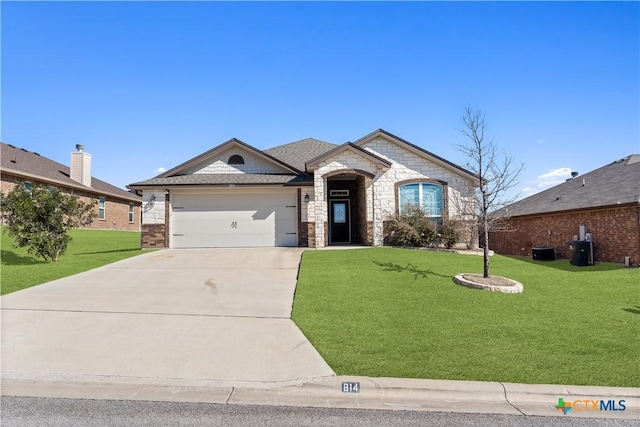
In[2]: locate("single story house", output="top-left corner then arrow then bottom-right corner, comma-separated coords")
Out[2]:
129,129 -> 478,249
489,154 -> 640,265
1,142 -> 142,231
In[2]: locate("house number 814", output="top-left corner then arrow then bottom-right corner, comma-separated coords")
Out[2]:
342,382 -> 360,393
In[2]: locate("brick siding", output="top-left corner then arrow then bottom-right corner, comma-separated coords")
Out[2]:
1,173 -> 140,232
141,224 -> 167,248
489,206 -> 640,265
299,221 -> 316,247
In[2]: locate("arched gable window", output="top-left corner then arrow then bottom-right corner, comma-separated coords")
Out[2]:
398,182 -> 444,222
228,154 -> 245,165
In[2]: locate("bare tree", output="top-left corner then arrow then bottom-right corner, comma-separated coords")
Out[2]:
457,106 -> 524,278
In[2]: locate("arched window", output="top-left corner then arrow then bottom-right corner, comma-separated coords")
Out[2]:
228,154 -> 245,165
398,182 -> 443,222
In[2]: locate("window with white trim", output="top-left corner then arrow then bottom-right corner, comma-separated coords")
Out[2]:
98,196 -> 106,220
128,203 -> 135,223
398,182 -> 444,222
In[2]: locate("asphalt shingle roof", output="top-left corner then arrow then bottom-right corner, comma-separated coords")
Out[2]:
129,173 -> 312,187
500,154 -> 640,217
263,138 -> 338,171
1,142 -> 141,202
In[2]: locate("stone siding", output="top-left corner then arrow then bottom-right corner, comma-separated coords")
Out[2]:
310,138 -> 475,248
489,206 -> 640,265
300,188 -> 315,223
362,136 -> 475,220
141,191 -> 166,225
140,190 -> 169,248
314,151 -> 379,247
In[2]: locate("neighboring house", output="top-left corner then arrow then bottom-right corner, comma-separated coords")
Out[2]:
128,129 -> 478,249
489,155 -> 640,265
1,143 -> 142,231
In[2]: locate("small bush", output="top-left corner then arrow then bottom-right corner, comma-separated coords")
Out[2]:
440,220 -> 461,249
385,206 -> 461,248
1,184 -> 96,262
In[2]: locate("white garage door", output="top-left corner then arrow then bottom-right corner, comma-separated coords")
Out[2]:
171,191 -> 298,248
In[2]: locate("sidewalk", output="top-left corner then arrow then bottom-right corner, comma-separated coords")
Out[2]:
3,374 -> 638,420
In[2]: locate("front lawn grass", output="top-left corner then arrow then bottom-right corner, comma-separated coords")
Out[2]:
292,248 -> 640,387
1,229 -> 144,295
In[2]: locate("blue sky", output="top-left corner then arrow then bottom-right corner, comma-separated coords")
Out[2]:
2,2 -> 638,200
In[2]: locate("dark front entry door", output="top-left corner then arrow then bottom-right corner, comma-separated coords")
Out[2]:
330,200 -> 350,243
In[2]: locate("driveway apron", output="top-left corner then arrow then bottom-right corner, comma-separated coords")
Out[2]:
1,248 -> 334,389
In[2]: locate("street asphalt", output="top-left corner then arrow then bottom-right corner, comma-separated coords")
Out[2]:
1,248 -> 638,421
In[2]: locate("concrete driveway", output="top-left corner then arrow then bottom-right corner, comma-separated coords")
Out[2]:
1,248 -> 334,390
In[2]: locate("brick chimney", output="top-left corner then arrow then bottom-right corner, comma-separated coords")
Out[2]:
70,144 -> 92,187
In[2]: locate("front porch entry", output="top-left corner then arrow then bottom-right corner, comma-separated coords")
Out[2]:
326,172 -> 370,246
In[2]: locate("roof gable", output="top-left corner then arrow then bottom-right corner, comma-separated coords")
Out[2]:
354,129 -> 477,180
305,142 -> 392,172
501,154 -> 640,217
156,138 -> 301,179
0,142 -> 140,202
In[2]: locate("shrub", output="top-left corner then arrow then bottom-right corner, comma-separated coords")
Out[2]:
440,220 -> 461,249
385,206 -> 461,248
1,184 -> 96,262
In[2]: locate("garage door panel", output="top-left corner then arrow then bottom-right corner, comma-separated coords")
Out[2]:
172,192 -> 297,248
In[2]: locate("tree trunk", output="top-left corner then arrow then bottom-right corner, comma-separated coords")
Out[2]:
482,190 -> 490,278
483,218 -> 490,278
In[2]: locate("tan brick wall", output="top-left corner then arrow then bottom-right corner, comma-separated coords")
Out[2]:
1,173 -> 140,232
489,206 -> 640,265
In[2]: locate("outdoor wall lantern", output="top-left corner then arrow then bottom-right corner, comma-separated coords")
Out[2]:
304,193 -> 310,203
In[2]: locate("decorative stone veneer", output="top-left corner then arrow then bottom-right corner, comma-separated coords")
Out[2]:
310,138 -> 476,248
314,152 -> 380,248
300,188 -> 315,223
362,137 -> 475,235
185,148 -> 287,175
141,191 -> 166,225
141,190 -> 169,248
299,188 -> 316,247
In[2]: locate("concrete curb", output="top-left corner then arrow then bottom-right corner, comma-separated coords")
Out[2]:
454,274 -> 524,293
2,375 -> 638,420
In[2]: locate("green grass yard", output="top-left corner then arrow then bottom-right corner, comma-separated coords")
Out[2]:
292,248 -> 640,387
1,228 -> 144,295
